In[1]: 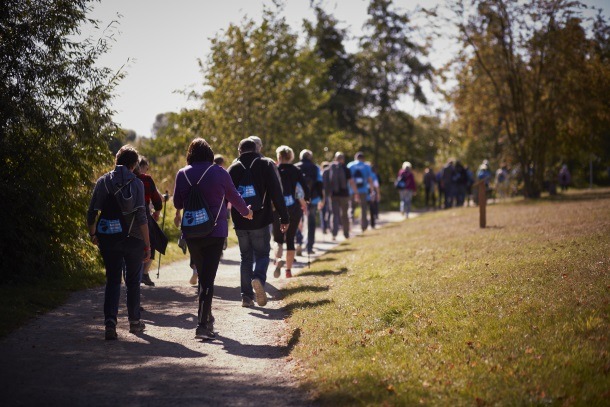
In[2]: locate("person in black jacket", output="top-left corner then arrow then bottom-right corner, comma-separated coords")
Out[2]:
272,146 -> 310,278
228,138 -> 289,307
295,149 -> 323,255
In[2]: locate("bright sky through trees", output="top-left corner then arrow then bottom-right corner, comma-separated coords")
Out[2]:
86,0 -> 608,137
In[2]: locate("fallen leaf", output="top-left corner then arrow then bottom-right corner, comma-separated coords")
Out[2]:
387,384 -> 395,393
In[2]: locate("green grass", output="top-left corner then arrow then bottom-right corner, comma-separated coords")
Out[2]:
284,188 -> 610,406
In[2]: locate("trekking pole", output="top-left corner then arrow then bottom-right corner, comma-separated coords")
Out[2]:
157,191 -> 169,279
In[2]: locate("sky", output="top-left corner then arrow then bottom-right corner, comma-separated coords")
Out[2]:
85,0 -> 608,138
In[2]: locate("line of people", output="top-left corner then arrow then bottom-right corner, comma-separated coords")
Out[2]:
88,138 -> 385,341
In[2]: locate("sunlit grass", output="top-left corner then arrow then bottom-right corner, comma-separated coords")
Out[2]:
285,188 -> 610,406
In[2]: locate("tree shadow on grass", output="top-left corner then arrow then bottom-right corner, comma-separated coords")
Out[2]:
280,285 -> 330,297
545,189 -> 610,202
284,299 -> 332,316
298,268 -> 348,278
311,256 -> 337,264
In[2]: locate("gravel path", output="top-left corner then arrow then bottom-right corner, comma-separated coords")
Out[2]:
0,212 -> 405,406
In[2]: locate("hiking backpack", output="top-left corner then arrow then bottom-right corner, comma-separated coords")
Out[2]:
329,162 -> 347,193
353,167 -> 365,189
96,176 -> 135,244
181,165 -> 224,239
236,158 -> 266,211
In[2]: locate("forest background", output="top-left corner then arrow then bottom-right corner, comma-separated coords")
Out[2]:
1,0 -> 609,284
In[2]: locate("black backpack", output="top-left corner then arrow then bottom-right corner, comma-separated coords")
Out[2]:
353,168 -> 365,189
236,157 -> 266,211
96,177 -> 135,245
181,165 -> 224,239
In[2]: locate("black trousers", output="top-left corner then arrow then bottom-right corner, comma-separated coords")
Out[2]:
185,237 -> 225,326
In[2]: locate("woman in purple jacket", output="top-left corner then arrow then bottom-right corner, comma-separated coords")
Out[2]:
173,138 -> 253,340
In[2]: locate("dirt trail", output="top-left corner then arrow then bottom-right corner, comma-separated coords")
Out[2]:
0,212 -> 405,406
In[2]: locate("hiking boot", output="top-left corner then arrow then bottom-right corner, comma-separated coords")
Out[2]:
105,324 -> 117,341
195,324 -> 216,340
296,245 -> 302,256
251,278 -> 267,306
285,269 -> 292,278
241,296 -> 254,308
141,274 -> 155,286
129,320 -> 146,334
273,259 -> 285,278
189,271 -> 198,286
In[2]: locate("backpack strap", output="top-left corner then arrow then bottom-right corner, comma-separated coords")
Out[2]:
183,164 -> 215,187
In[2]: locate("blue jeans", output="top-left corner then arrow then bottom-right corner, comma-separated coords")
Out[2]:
236,227 -> 271,299
99,237 -> 144,326
306,203 -> 317,251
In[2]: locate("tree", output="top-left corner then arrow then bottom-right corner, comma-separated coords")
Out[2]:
355,0 -> 433,166
448,0 -> 610,197
0,0 -> 118,282
199,4 -> 327,156
304,4 -> 361,134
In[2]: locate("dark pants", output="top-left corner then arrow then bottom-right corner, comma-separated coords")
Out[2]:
186,237 -> 224,326
99,237 -> 144,326
273,205 -> 302,251
321,198 -> 331,233
369,200 -> 378,228
306,203 -> 318,251
236,227 -> 271,299
425,186 -> 435,208
331,196 -> 350,238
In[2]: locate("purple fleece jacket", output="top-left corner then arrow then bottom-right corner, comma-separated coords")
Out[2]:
173,162 -> 250,238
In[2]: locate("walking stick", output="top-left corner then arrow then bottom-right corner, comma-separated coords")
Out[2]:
157,191 -> 169,279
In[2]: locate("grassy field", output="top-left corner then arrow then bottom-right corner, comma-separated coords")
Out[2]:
284,188 -> 610,406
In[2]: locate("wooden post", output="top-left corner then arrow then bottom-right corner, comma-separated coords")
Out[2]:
478,181 -> 486,228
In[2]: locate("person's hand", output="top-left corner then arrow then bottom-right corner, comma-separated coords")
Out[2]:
354,194 -> 360,203
280,223 -> 289,233
317,201 -> 324,210
174,212 -> 181,228
243,206 -> 254,220
143,246 -> 151,262
152,211 -> 160,222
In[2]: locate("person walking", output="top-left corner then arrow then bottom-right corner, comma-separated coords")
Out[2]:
558,164 -> 571,192
395,161 -> 417,218
423,166 -> 436,209
347,152 -> 375,231
323,152 -> 358,240
295,149 -> 323,254
368,162 -> 381,228
228,138 -> 289,308
173,138 -> 253,340
320,161 -> 332,234
134,157 -> 164,287
87,145 -> 150,340
442,160 -> 456,208
272,146 -> 310,278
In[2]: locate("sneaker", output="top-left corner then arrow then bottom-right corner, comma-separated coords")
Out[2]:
273,259 -> 285,278
307,248 -> 315,254
296,245 -> 302,256
195,324 -> 216,340
241,296 -> 254,308
285,269 -> 292,278
332,235 -> 337,241
251,278 -> 267,306
129,320 -> 146,334
105,324 -> 117,341
141,274 -> 155,286
189,271 -> 198,286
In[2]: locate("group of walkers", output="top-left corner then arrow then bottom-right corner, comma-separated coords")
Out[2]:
87,137 -> 383,341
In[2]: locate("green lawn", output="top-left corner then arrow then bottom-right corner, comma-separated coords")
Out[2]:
284,188 -> 610,406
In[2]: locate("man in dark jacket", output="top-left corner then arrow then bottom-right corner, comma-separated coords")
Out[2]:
228,138 -> 289,307
295,149 -> 323,254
